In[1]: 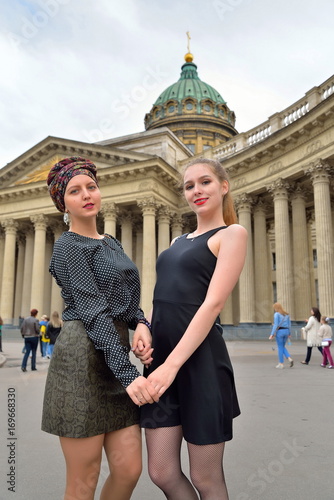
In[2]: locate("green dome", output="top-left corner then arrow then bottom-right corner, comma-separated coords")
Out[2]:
154,61 -> 226,105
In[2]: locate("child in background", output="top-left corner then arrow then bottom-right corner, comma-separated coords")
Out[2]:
39,315 -> 49,358
318,316 -> 333,369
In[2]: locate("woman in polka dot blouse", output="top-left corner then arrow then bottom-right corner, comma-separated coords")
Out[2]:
42,157 -> 159,500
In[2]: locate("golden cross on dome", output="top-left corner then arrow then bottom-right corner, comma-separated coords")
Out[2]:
186,31 -> 191,53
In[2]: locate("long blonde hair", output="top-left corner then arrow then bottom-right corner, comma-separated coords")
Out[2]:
273,302 -> 289,316
181,157 -> 237,226
49,311 -> 62,328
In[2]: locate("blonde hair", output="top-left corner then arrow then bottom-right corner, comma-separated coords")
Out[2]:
273,302 -> 289,316
49,311 -> 62,328
181,157 -> 237,226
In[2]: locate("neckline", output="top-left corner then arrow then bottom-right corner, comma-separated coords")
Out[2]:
186,225 -> 227,241
67,231 -> 105,241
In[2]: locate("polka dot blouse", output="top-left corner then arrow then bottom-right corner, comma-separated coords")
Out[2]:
49,231 -> 145,387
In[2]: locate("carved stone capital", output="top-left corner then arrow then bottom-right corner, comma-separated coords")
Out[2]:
158,206 -> 172,223
234,193 -> 254,211
100,202 -> 118,218
119,210 -> 133,225
30,214 -> 48,231
290,182 -> 308,202
304,159 -> 333,183
267,178 -> 290,200
137,197 -> 158,215
1,219 -> 19,235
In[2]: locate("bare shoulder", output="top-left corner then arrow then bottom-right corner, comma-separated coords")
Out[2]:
209,224 -> 247,257
220,224 -> 248,241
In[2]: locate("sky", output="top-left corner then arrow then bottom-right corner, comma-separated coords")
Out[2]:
0,0 -> 333,168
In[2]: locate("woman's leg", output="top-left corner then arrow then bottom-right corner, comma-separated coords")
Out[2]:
305,346 -> 312,363
145,426 -> 198,499
100,424 -> 142,500
280,333 -> 290,360
60,434 -> 104,500
188,441 -> 228,500
275,334 -> 284,363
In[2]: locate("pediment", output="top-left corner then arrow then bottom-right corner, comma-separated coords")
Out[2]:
0,136 -> 155,190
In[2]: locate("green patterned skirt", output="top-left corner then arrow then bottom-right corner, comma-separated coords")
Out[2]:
41,320 -> 139,438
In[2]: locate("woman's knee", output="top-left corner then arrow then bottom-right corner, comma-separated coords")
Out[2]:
148,461 -> 175,488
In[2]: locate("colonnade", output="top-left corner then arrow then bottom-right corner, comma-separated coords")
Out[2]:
0,198 -> 184,325
235,160 -> 334,322
1,159 -> 333,326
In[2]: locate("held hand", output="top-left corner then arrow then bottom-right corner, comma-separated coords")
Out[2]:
126,375 -> 159,406
132,341 -> 154,366
131,323 -> 152,351
147,362 -> 178,397
131,323 -> 153,366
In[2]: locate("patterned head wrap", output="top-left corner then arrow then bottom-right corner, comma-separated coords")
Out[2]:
47,157 -> 98,213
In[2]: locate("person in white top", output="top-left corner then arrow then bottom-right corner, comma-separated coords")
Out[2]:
300,307 -> 323,365
318,316 -> 333,369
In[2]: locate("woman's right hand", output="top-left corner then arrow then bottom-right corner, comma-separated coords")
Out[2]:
126,375 -> 159,406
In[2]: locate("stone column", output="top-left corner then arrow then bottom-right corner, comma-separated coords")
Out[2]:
291,185 -> 313,320
101,202 -> 118,237
120,212 -> 133,259
0,229 -> 5,286
220,293 -> 234,325
196,129 -> 203,154
268,179 -> 294,317
134,225 -> 143,281
235,194 -> 255,323
305,161 -> 334,316
0,219 -> 18,323
50,222 -> 65,315
13,233 -> 26,326
171,214 -> 183,240
306,211 -> 317,307
21,227 -> 34,317
157,206 -> 171,255
43,232 -> 53,316
253,199 -> 271,322
137,197 -> 157,315
30,215 -> 48,315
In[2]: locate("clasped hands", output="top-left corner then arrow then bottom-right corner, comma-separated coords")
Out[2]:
126,324 -> 177,406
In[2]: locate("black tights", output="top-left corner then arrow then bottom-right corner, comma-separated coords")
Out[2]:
145,426 -> 229,500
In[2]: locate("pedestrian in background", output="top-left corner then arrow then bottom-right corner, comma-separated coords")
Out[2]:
301,307 -> 322,365
21,309 -> 40,372
269,303 -> 294,368
318,316 -> 333,369
39,314 -> 50,358
46,311 -> 62,358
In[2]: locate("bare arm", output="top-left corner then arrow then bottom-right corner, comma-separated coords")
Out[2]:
147,224 -> 248,394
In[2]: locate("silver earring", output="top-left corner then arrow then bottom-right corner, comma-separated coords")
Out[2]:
63,212 -> 70,225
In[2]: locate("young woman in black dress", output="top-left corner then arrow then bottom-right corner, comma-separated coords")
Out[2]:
42,157 -> 158,500
135,157 -> 247,499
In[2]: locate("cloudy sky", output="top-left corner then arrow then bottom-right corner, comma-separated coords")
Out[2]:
1,0 -> 333,168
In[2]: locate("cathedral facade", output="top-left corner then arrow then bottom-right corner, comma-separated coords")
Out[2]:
0,55 -> 333,326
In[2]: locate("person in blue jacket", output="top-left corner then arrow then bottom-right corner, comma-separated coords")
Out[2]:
269,302 -> 294,368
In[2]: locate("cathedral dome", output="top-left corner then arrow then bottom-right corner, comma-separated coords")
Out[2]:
144,53 -> 237,154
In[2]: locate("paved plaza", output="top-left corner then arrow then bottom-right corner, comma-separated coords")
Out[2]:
0,330 -> 333,500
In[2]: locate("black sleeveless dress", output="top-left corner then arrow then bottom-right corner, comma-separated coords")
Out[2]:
140,227 -> 240,445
